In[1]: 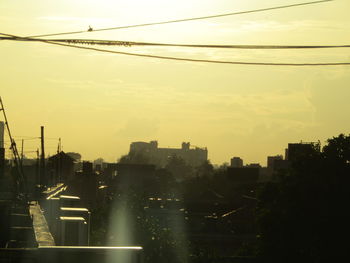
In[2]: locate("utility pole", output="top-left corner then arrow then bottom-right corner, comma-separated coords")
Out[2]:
58,137 -> 62,183
40,126 -> 46,187
36,148 -> 40,197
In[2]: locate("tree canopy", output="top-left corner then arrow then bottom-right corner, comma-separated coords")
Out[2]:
256,134 -> 350,262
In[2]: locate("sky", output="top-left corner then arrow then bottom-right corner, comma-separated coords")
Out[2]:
1,0 -> 350,165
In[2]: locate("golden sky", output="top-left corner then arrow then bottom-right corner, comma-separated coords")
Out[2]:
1,0 -> 350,165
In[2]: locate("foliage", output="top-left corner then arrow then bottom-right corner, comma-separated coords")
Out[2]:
323,134 -> 350,163
165,155 -> 194,181
195,160 -> 214,178
256,134 -> 350,262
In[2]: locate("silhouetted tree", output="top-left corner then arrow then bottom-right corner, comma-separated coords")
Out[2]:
165,155 -> 194,181
195,160 -> 214,178
118,152 -> 150,164
323,134 -> 350,163
256,134 -> 350,263
154,168 -> 178,197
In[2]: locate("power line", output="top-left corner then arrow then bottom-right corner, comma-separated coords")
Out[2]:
24,0 -> 332,38
2,32 -> 349,66
2,35 -> 350,49
25,36 -> 350,66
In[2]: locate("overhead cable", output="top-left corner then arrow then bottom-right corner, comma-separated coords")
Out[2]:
25,0 -> 332,38
2,35 -> 349,49
2,32 -> 348,66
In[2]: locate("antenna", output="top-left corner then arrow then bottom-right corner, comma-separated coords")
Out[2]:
0,96 -> 28,201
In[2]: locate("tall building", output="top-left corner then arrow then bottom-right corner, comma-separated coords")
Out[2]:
230,157 -> 243,168
129,141 -> 207,167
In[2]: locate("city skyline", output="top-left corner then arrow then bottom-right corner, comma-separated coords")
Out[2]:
0,122 -> 331,167
1,0 -> 350,165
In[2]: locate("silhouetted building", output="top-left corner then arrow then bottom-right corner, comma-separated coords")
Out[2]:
286,141 -> 320,161
129,141 -> 207,167
274,159 -> 289,171
103,163 -> 117,178
66,152 -> 81,162
95,164 -> 102,172
230,157 -> 243,168
267,155 -> 283,170
245,163 -> 261,168
82,161 -> 93,176
47,151 -> 75,185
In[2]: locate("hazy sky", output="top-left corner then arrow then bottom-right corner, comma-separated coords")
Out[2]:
1,0 -> 350,165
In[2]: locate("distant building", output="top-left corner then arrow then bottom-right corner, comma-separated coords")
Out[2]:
103,163 -> 118,178
66,152 -> 81,162
95,164 -> 102,172
230,157 -> 243,168
71,162 -> 98,209
268,142 -> 320,174
245,163 -> 261,168
47,151 -> 75,185
286,141 -> 320,161
129,141 -> 207,167
267,155 -> 283,170
82,161 -> 93,176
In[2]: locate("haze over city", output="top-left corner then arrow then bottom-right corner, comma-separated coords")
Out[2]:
1,1 -> 350,263
1,0 -> 350,165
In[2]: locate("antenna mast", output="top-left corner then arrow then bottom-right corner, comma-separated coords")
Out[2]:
0,96 -> 28,200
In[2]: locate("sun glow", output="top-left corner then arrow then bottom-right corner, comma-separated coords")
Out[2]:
1,0 -> 349,164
